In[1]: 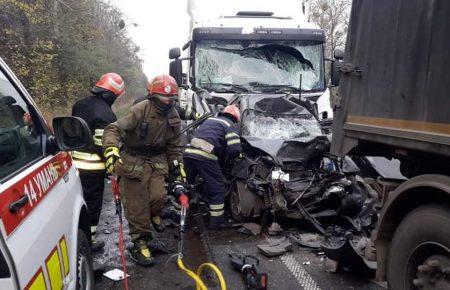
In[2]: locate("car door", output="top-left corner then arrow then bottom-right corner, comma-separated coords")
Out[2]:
0,65 -> 75,289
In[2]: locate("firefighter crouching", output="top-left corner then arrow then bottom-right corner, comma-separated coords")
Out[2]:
102,74 -> 184,266
71,72 -> 125,251
183,104 -> 242,229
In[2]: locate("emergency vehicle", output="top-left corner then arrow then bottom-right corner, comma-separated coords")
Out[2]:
0,57 -> 94,289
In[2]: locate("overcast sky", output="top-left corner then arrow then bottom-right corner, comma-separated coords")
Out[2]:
110,0 -> 190,79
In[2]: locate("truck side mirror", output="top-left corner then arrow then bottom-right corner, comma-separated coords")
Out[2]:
52,117 -> 92,151
169,59 -> 183,87
169,47 -> 181,60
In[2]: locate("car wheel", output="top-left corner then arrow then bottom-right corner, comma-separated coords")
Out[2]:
387,204 -> 450,290
76,229 -> 94,290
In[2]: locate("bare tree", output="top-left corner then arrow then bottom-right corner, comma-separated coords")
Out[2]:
309,0 -> 352,58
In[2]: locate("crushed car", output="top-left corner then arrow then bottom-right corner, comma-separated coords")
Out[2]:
183,91 -> 384,274
224,95 -> 378,233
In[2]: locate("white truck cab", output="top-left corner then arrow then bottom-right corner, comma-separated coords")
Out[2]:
171,0 -> 333,119
0,57 -> 94,290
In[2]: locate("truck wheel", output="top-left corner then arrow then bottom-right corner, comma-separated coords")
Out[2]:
387,204 -> 450,290
76,229 -> 94,290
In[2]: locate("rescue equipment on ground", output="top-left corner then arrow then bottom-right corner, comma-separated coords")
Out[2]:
229,253 -> 268,290
167,181 -> 227,290
110,175 -> 129,290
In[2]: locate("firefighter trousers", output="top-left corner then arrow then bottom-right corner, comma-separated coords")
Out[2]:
120,166 -> 167,243
79,170 -> 105,234
184,157 -> 227,218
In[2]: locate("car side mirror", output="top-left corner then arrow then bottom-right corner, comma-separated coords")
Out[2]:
169,47 -> 181,60
52,117 -> 92,151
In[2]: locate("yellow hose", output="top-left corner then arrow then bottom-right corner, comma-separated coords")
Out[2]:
177,256 -> 227,290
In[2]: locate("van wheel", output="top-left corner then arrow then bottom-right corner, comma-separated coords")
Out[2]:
229,181 -> 250,222
387,204 -> 450,290
76,229 -> 94,290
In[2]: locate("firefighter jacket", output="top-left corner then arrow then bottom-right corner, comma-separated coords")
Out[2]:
133,95 -> 197,120
102,99 -> 184,177
184,114 -> 241,162
71,94 -> 116,171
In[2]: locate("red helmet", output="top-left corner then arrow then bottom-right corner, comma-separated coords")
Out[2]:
94,73 -> 125,97
147,74 -> 178,98
223,104 -> 241,122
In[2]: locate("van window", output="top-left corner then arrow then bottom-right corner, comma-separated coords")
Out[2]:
0,70 -> 42,180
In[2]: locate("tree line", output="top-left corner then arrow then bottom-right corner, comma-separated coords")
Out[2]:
0,0 -> 147,117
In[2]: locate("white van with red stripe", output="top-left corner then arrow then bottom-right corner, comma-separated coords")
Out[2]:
0,57 -> 94,289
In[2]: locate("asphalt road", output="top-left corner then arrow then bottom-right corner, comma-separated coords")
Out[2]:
94,182 -> 386,290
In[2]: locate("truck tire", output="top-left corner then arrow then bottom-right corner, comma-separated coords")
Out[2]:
387,204 -> 450,290
76,229 -> 94,290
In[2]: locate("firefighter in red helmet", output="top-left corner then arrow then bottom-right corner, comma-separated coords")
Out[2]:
102,74 -> 184,266
133,78 -> 202,120
71,73 -> 125,252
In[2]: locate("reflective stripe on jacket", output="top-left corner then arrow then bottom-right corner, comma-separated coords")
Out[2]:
184,114 -> 241,161
71,151 -> 105,171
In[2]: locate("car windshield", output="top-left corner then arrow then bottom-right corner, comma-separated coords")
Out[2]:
195,40 -> 324,93
241,110 -> 323,142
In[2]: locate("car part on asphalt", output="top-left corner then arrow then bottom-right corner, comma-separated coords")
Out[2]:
321,236 -> 376,275
257,237 -> 293,257
238,223 -> 262,236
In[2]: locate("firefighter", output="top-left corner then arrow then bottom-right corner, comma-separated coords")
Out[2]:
102,74 -> 184,266
71,72 -> 125,251
183,104 -> 242,229
133,82 -> 202,121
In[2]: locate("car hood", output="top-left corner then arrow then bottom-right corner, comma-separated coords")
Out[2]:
238,94 -> 328,166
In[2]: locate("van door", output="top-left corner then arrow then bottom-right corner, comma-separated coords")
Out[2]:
0,66 -> 74,289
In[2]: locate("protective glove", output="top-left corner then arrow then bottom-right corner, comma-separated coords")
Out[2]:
104,146 -> 122,174
171,160 -> 187,183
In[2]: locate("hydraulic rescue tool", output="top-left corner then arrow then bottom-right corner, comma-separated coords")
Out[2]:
110,175 -> 129,290
229,253 -> 268,290
168,181 -> 227,290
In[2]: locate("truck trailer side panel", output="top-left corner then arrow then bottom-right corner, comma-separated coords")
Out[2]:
331,0 -> 450,157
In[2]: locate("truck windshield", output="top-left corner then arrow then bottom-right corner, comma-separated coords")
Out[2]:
195,40 -> 324,93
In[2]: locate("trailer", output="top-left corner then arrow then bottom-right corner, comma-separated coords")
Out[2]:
331,0 -> 450,289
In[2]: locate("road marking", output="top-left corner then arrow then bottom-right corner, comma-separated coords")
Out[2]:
280,253 -> 321,290
265,236 -> 321,290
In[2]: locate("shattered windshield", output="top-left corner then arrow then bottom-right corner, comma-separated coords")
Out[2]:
241,110 -> 323,142
194,40 -> 324,93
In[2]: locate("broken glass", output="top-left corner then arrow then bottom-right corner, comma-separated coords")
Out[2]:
241,110 -> 323,142
195,40 -> 324,92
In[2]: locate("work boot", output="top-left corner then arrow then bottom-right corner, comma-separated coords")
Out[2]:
151,216 -> 166,232
208,215 -> 233,230
146,238 -> 171,254
90,237 -> 105,252
130,240 -> 154,267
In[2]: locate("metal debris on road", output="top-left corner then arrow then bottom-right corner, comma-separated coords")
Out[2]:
268,222 -> 283,236
257,237 -> 293,257
238,222 -> 262,236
